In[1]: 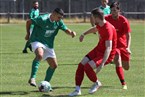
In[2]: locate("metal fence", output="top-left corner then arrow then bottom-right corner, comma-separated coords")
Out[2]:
0,0 -> 145,23
0,12 -> 145,23
0,12 -> 144,23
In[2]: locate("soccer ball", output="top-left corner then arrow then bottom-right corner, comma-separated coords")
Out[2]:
38,81 -> 52,92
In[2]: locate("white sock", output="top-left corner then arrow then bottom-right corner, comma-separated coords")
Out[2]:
75,86 -> 81,91
96,80 -> 99,83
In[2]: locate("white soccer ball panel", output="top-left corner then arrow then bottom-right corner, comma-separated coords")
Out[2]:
38,81 -> 51,92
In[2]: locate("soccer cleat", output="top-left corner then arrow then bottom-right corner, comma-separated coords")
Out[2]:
69,90 -> 81,96
23,50 -> 28,53
28,78 -> 37,87
122,85 -> 127,90
89,81 -> 102,94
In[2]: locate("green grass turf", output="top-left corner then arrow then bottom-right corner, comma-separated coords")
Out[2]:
0,21 -> 145,97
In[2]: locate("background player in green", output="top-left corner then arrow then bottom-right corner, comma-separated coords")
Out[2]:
25,8 -> 76,87
23,1 -> 39,53
99,0 -> 110,16
90,0 -> 110,27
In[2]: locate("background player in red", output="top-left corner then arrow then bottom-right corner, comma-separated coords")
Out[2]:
105,2 -> 131,70
69,8 -> 124,96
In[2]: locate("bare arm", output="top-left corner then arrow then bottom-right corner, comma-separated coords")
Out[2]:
79,26 -> 98,42
65,29 -> 76,38
126,33 -> 131,54
96,40 -> 112,73
101,40 -> 112,64
25,19 -> 32,40
90,15 -> 95,27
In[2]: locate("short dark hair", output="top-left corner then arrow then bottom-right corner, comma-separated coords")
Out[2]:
91,8 -> 104,20
110,1 -> 120,10
53,8 -> 64,16
33,1 -> 38,4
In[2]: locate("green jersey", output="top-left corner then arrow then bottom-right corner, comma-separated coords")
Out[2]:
30,14 -> 68,48
99,5 -> 110,15
29,8 -> 39,28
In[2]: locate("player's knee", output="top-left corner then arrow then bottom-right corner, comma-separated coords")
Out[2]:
114,55 -> 122,67
114,54 -> 119,61
50,64 -> 58,69
123,66 -> 129,70
81,57 -> 90,65
36,54 -> 43,60
122,61 -> 130,70
114,60 -> 122,67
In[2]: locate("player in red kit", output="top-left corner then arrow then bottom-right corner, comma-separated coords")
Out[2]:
105,2 -> 131,71
69,8 -> 126,96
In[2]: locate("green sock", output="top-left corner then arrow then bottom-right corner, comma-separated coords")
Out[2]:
24,41 -> 30,50
44,67 -> 55,82
30,60 -> 40,78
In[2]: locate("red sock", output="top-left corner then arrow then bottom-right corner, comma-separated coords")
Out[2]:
116,67 -> 126,85
84,63 -> 97,82
75,63 -> 85,86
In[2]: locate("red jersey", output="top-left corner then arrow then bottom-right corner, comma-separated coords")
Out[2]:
96,21 -> 117,55
105,14 -> 131,48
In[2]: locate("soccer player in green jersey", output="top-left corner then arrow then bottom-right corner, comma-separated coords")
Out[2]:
90,0 -> 110,27
25,8 -> 76,87
99,0 -> 110,16
23,1 -> 39,53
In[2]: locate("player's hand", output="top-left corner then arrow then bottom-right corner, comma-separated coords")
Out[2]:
25,33 -> 30,40
126,48 -> 131,54
79,34 -> 84,42
71,31 -> 76,38
96,63 -> 104,74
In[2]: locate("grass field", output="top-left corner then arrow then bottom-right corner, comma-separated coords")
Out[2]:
0,21 -> 145,97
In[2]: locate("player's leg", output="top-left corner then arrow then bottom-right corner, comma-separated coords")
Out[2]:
69,56 -> 90,96
83,48 -> 102,94
75,56 -> 90,86
69,47 -> 97,96
22,40 -> 29,53
28,42 -> 45,87
45,57 -> 57,82
23,28 -> 33,53
29,47 -> 44,87
85,51 -> 117,93
122,61 -> 130,70
43,47 -> 57,84
90,15 -> 95,27
84,60 -> 102,94
114,50 -> 127,89
121,48 -> 130,70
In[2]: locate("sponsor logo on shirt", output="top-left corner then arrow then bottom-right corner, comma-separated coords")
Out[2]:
44,30 -> 55,37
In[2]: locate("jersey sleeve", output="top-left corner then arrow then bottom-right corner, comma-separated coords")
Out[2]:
29,9 -> 34,19
123,19 -> 131,33
58,20 -> 68,31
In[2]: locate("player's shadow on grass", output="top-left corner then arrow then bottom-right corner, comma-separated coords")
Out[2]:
40,86 -> 114,97
42,94 -> 70,97
52,86 -> 113,90
0,91 -> 29,96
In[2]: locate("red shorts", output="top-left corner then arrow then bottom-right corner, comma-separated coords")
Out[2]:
86,47 -> 116,67
116,48 -> 130,62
